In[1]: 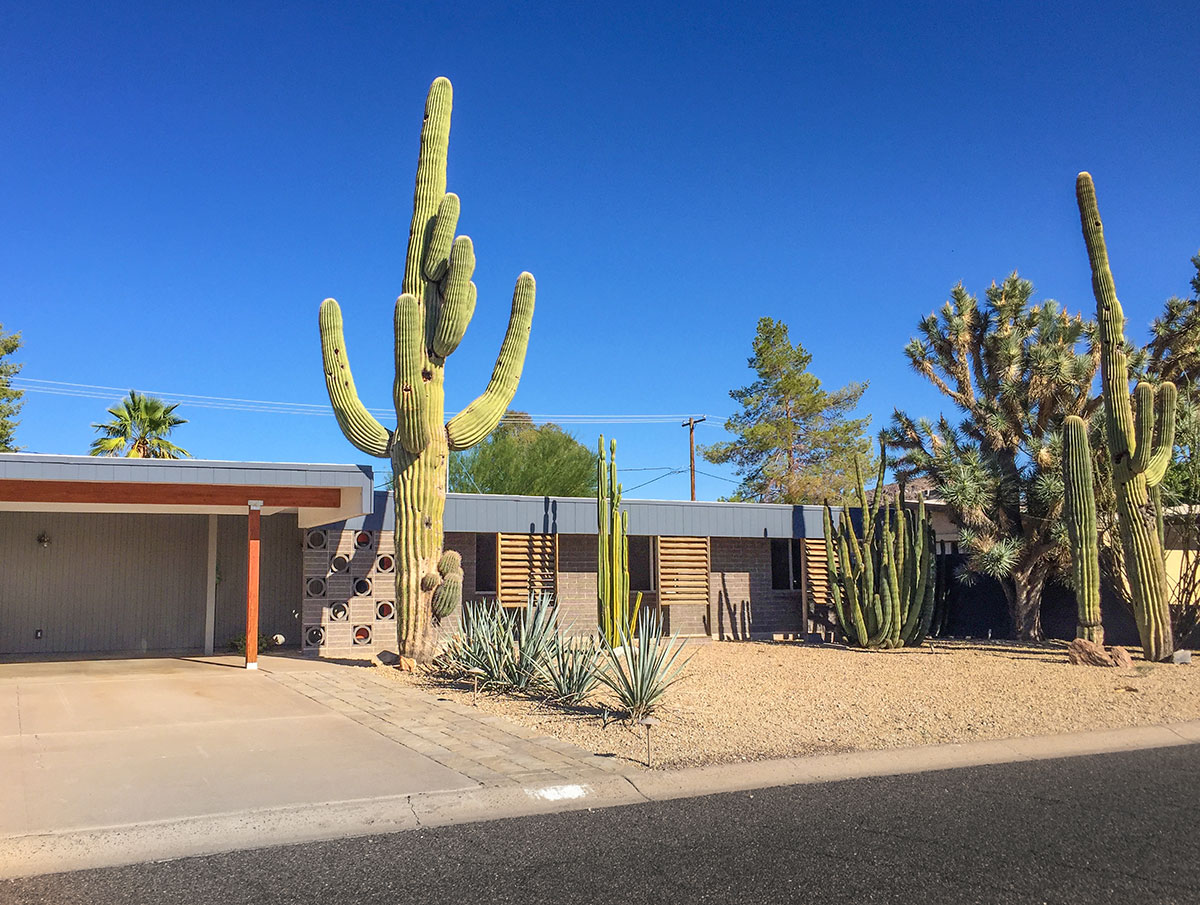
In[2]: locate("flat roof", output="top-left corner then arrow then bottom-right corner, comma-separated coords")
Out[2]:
0,454 -> 375,527
326,491 -> 835,539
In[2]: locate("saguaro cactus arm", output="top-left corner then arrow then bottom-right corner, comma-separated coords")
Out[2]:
318,298 -> 392,458
445,273 -> 536,450
1140,381 -> 1177,487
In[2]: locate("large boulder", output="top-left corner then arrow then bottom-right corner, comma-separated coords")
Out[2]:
1068,638 -> 1116,667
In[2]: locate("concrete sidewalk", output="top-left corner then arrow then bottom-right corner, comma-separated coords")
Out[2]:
3,652 -> 1199,879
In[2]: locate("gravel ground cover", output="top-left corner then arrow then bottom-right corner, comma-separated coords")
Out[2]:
376,639 -> 1200,769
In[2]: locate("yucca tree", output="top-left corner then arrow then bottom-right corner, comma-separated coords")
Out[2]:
89,391 -> 191,459
883,274 -> 1100,640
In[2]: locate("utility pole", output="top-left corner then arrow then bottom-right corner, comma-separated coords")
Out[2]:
682,416 -> 706,501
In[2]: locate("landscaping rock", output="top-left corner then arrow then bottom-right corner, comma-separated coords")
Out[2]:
1110,646 -> 1134,669
1068,638 -> 1116,667
1172,650 -> 1192,665
375,650 -> 401,666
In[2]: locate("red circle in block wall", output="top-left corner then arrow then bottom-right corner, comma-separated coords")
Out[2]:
353,625 -> 372,645
376,601 -> 395,620
355,531 -> 373,549
376,554 -> 395,573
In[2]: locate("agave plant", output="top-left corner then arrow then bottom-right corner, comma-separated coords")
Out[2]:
599,609 -> 690,721
539,633 -> 603,705
440,593 -> 557,692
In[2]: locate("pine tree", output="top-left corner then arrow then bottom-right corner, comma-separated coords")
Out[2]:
883,274 -> 1098,641
0,323 -> 23,452
702,317 -> 874,505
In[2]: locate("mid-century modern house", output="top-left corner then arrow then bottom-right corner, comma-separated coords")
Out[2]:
0,454 -> 863,665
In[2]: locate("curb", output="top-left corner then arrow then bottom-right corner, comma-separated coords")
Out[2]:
4,720 -> 1199,880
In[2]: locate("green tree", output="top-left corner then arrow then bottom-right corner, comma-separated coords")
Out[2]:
448,412 -> 597,496
702,317 -> 873,505
0,323 -> 23,452
883,274 -> 1099,641
89,391 -> 191,459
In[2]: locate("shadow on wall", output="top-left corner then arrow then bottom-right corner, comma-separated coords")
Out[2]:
716,573 -> 751,640
936,554 -> 1141,645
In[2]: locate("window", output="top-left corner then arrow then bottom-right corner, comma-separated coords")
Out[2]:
475,533 -> 498,594
770,539 -> 805,590
629,536 -> 656,591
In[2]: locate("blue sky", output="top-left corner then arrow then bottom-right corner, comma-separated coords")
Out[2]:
2,1 -> 1197,499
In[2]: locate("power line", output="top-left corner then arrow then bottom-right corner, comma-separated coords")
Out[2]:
10,377 -> 705,425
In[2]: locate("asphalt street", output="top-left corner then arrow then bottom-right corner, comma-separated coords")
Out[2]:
5,744 -> 1198,904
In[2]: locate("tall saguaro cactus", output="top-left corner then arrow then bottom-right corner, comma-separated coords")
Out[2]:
318,78 -> 535,664
1076,172 -> 1176,661
1061,415 -> 1102,644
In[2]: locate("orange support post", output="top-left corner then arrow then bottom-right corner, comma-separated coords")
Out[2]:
245,500 -> 262,669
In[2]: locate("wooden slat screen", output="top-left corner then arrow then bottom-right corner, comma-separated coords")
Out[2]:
802,539 -> 831,608
656,536 -> 710,608
498,533 -> 557,607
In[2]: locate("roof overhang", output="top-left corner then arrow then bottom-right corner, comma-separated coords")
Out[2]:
0,454 -> 374,527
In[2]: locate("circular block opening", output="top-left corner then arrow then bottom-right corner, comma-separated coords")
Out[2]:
376,601 -> 395,620
353,624 -> 372,645
330,554 -> 350,573
329,601 -> 349,622
305,626 -> 326,647
353,577 -> 372,597
306,577 -> 327,597
354,531 -> 373,549
305,530 -> 327,550
375,554 -> 395,573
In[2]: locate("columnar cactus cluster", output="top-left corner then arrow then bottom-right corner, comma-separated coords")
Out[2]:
1075,172 -> 1177,661
823,446 -> 936,648
1061,415 -> 1102,644
318,77 -> 535,664
597,436 -> 638,646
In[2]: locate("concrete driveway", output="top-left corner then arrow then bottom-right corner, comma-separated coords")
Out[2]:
0,654 -> 473,837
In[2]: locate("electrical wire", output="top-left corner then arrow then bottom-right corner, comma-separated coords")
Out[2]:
9,377 -> 705,425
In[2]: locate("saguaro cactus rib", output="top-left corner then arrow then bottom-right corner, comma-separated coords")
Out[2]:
318,299 -> 392,458
316,77 -> 535,664
1076,171 -> 1174,661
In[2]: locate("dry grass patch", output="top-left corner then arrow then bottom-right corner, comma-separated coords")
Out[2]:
377,639 -> 1200,769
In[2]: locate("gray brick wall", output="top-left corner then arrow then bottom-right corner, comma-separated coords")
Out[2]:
710,537 -> 804,639
556,534 -> 599,634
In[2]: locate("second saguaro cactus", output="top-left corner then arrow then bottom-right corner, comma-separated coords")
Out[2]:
1061,415 -> 1102,644
318,78 -> 535,664
1076,172 -> 1176,661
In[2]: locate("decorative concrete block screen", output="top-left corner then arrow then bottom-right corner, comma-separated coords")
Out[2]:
302,527 -> 397,658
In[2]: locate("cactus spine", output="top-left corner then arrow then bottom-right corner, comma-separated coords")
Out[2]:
597,436 -> 638,646
1062,415 -> 1103,644
1076,173 -> 1176,661
823,444 -> 936,649
318,78 -> 535,663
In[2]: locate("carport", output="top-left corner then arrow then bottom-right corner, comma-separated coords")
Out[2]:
0,454 -> 373,667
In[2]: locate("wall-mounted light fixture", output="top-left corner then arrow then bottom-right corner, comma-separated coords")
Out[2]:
36,532 -> 51,548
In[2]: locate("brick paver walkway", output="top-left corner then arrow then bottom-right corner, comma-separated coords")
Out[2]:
264,659 -> 634,789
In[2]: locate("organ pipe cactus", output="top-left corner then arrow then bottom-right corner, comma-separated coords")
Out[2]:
824,444 -> 936,649
1076,173 -> 1176,661
1061,415 -> 1103,644
597,436 -> 641,646
318,78 -> 535,664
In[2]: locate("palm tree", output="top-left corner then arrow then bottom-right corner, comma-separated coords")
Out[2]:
89,391 -> 191,458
